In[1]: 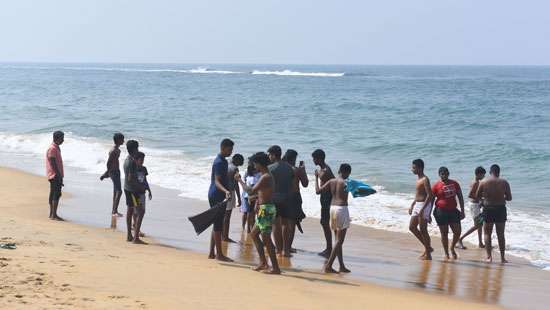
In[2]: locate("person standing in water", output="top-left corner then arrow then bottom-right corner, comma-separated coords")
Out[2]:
123,140 -> 146,242
432,167 -> 465,260
476,164 -> 512,263
223,153 -> 244,243
312,149 -> 335,258
458,166 -> 486,249
207,138 -> 234,262
100,132 -> 125,217
236,152 -> 281,274
408,159 -> 433,260
46,131 -> 65,221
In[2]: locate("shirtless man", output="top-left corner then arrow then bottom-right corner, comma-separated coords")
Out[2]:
408,159 -> 433,260
282,149 -> 309,257
476,164 -> 512,263
312,149 -> 335,258
458,166 -> 486,249
236,152 -> 281,274
316,163 -> 352,273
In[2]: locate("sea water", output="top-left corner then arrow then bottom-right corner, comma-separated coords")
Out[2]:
1,63 -> 549,269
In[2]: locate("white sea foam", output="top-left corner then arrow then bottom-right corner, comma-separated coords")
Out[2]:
251,70 -> 345,77
0,131 -> 548,270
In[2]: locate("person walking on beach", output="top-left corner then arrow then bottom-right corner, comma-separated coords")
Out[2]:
312,149 -> 335,258
236,152 -> 281,274
100,132 -> 125,217
267,145 -> 294,255
432,167 -> 465,260
46,130 -> 65,221
222,154 -> 244,243
131,151 -> 152,244
408,159 -> 433,260
207,138 -> 234,262
123,140 -> 146,243
458,166 -> 486,249
315,163 -> 352,274
476,164 -> 512,263
282,149 -> 308,256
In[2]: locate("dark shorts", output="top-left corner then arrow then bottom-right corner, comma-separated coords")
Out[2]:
275,202 -> 287,219
473,214 -> 484,226
48,178 -> 62,203
125,190 -> 140,208
284,192 -> 306,221
209,196 -> 226,232
110,170 -> 122,193
434,208 -> 461,226
320,192 -> 332,225
483,206 -> 507,223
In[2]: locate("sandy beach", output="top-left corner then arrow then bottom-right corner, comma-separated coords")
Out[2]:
0,166 -> 545,309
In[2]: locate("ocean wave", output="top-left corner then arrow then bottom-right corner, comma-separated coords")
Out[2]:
251,70 -> 345,77
0,131 -> 549,271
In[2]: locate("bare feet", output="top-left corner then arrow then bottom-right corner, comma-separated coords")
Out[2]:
208,253 -> 215,259
443,254 -> 451,261
451,249 -> 458,260
253,263 -> 269,271
456,240 -> 467,250
478,244 -> 485,248
133,238 -> 147,245
339,266 -> 351,273
324,266 -> 338,274
216,255 -> 233,262
127,235 -> 134,242
53,216 -> 64,221
500,257 -> 509,264
262,268 -> 281,275
422,252 -> 432,260
113,212 -> 123,217
485,256 -> 493,263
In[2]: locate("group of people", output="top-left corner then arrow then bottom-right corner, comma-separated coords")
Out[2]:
45,132 -> 513,277
409,159 -> 512,263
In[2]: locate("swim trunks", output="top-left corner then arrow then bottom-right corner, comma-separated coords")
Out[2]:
433,207 -> 461,226
469,201 -> 483,225
285,192 -> 306,221
256,203 -> 276,234
320,192 -> 332,225
110,169 -> 122,193
48,178 -> 62,203
125,190 -> 140,208
482,205 -> 507,223
411,201 -> 432,220
330,205 -> 351,230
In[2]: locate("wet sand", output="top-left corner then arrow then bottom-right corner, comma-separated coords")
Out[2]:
1,166 -> 545,309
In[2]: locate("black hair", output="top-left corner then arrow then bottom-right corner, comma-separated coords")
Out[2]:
126,140 -> 139,154
267,145 -> 282,158
53,131 -> 64,141
246,161 -> 256,177
251,152 -> 270,168
412,159 -> 424,170
113,132 -> 125,144
232,153 -> 244,166
439,166 -> 449,175
490,164 -> 500,176
282,149 -> 298,164
475,166 -> 486,175
311,149 -> 326,161
339,163 -> 352,174
220,138 -> 234,148
134,151 -> 145,160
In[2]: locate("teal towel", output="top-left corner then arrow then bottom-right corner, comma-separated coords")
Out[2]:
345,179 -> 376,198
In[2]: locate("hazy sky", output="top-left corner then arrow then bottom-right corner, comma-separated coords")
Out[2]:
1,0 -> 549,64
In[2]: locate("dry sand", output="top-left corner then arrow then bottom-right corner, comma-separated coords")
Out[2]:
0,167 -> 502,309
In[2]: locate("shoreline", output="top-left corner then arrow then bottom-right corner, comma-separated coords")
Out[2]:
1,166 -> 549,309
0,166 -> 503,309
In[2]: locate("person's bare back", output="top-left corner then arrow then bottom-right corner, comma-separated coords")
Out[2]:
328,177 -> 348,206
479,177 -> 511,206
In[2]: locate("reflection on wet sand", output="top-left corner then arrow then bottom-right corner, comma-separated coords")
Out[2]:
410,258 -> 504,304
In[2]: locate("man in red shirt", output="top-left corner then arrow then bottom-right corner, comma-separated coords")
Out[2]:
46,131 -> 65,221
432,167 -> 465,260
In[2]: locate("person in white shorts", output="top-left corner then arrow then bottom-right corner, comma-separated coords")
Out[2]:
408,159 -> 434,260
458,166 -> 486,249
316,163 -> 353,274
